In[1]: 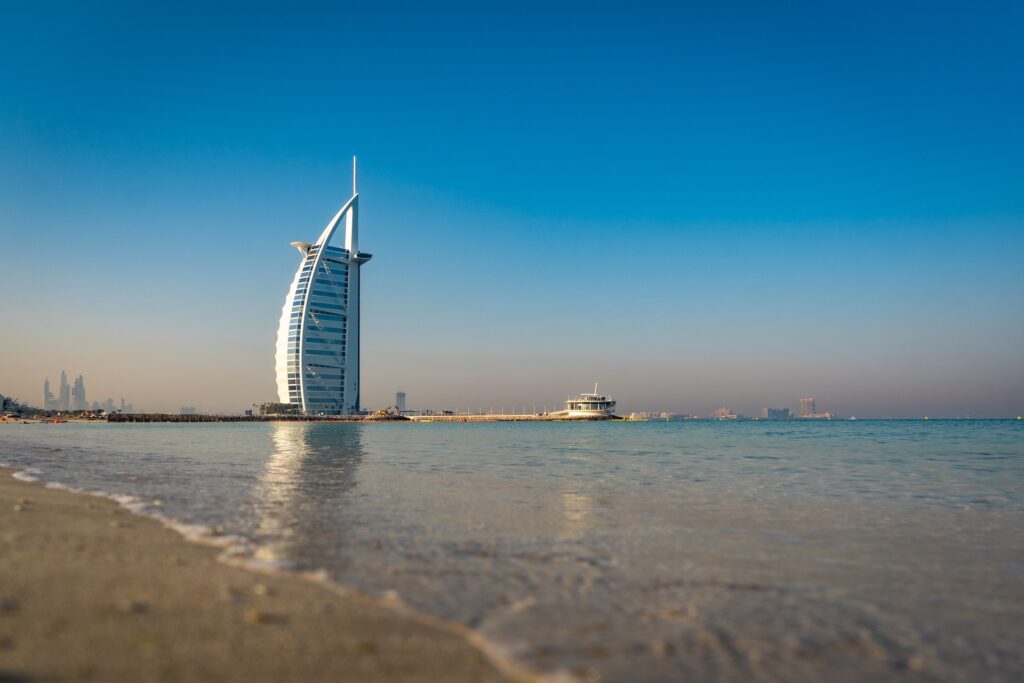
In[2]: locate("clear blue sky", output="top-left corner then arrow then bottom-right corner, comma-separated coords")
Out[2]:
1,1 -> 1022,416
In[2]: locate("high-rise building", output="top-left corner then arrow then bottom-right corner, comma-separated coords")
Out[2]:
395,391 -> 407,412
43,378 -> 55,410
274,159 -> 372,415
58,370 -> 70,411
763,407 -> 792,419
71,375 -> 87,411
800,396 -> 816,417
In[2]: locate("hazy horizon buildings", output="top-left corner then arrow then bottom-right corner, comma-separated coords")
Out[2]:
396,391 -> 406,412
87,397 -> 133,413
90,398 -> 115,413
42,378 -> 54,410
798,395 -> 837,419
71,375 -> 87,411
800,396 -> 816,417
38,370 -> 136,413
274,160 -> 372,416
58,371 -> 70,411
43,371 -> 80,411
628,412 -> 688,421
763,407 -> 792,419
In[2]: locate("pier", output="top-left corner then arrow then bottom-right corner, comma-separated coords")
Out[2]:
405,413 -> 616,423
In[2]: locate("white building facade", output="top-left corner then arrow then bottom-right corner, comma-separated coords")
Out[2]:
274,160 -> 372,415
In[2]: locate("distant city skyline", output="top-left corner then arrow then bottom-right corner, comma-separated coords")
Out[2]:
1,3 -> 1021,417
38,371 -> 133,413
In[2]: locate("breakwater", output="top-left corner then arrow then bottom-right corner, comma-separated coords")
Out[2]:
106,414 -> 369,423
104,413 -> 616,423
405,414 -> 616,422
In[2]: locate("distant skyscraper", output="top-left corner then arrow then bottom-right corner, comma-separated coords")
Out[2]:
800,396 -> 816,417
763,407 -> 792,419
43,378 -> 55,410
274,159 -> 372,415
58,370 -> 70,411
714,406 -> 738,419
396,391 -> 407,412
71,375 -> 87,411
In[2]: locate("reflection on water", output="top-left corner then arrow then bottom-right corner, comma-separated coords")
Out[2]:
252,423 -> 363,568
560,490 -> 595,540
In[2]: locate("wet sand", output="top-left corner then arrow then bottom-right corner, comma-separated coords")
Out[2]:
0,466 -> 532,683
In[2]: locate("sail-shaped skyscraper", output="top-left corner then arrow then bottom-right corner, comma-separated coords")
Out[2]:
274,159 -> 372,415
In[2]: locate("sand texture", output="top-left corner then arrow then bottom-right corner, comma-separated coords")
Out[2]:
0,467 -> 530,682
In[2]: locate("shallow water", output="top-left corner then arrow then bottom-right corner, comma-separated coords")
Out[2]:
1,420 -> 1022,681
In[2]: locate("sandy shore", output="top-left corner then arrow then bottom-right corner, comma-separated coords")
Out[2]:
0,466 -> 534,682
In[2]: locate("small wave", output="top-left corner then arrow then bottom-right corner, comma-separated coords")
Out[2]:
12,468 -> 42,483
18,466 -> 255,560
43,481 -> 83,493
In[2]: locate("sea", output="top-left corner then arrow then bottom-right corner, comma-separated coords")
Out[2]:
1,419 -> 1022,682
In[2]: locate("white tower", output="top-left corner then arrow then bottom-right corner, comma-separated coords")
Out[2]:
274,158 -> 372,415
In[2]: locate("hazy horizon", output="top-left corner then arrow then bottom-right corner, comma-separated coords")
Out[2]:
2,2 -> 1022,418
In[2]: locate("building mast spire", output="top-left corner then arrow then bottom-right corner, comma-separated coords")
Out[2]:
353,155 -> 357,195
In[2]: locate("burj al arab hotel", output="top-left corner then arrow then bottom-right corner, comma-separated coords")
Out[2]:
274,158 -> 371,415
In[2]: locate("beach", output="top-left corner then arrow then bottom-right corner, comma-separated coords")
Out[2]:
0,465 -> 530,683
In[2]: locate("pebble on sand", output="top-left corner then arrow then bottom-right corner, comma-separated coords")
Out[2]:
116,599 -> 150,614
246,609 -> 270,624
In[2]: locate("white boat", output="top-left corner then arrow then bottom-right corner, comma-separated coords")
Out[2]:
564,384 -> 617,419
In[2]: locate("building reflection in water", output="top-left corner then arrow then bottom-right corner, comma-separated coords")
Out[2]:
252,422 -> 364,569
560,490 -> 595,540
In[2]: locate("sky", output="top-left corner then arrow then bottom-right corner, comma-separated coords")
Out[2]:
1,1 -> 1022,417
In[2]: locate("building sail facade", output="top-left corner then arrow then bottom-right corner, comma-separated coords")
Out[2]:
274,159 -> 372,415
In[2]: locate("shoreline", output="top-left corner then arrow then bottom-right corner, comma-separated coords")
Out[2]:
0,465 -> 539,683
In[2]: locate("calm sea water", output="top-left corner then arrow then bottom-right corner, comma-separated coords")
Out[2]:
1,420 -> 1022,681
